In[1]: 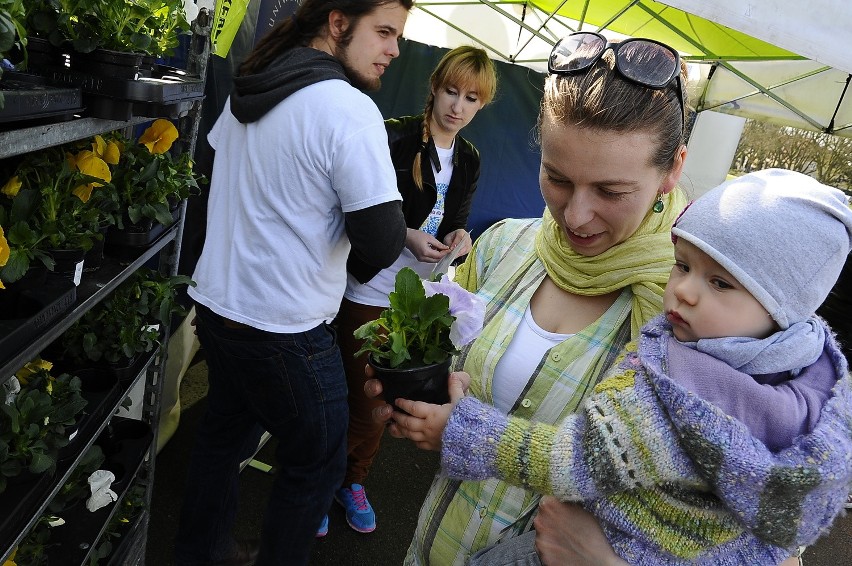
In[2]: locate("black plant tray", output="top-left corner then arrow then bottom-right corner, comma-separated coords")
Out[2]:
105,219 -> 172,248
97,418 -> 153,492
42,348 -> 156,391
0,72 -> 83,126
33,62 -> 203,120
101,350 -> 157,388
44,63 -> 204,103
45,418 -> 152,565
0,472 -> 55,543
0,277 -> 76,367
85,94 -> 202,121
57,370 -> 122,462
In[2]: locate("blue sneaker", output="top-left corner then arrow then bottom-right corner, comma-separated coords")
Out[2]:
315,514 -> 329,538
334,483 -> 376,533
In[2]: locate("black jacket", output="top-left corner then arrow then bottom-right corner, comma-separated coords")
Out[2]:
347,114 -> 481,284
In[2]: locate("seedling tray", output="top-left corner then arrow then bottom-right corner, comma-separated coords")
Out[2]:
45,64 -> 204,104
0,277 -> 77,366
0,72 -> 83,125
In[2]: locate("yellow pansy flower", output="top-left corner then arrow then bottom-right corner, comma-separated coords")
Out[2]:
0,226 -> 8,290
92,135 -> 122,165
71,150 -> 112,202
104,140 -> 122,164
0,226 -> 8,266
1,175 -> 21,197
15,358 -> 54,385
92,135 -> 106,157
139,119 -> 179,154
3,547 -> 17,566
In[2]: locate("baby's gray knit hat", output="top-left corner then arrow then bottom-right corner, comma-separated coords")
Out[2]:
671,168 -> 852,330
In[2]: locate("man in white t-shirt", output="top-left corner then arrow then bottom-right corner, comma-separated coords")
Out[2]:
175,2 -> 411,565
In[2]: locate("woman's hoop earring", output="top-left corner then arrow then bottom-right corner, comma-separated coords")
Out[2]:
652,193 -> 665,213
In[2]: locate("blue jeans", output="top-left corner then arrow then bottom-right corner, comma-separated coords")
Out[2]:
175,303 -> 348,566
469,531 -> 542,566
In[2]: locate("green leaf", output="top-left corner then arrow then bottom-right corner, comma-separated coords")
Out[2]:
0,13 -> 15,54
0,248 -> 31,283
29,451 -> 54,474
422,345 -> 450,365
152,201 -> 174,226
388,267 -> 425,317
419,294 -> 450,329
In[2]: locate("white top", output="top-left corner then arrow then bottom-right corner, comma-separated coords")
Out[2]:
344,142 -> 455,306
420,143 -> 454,235
189,81 -> 401,333
492,304 -> 573,414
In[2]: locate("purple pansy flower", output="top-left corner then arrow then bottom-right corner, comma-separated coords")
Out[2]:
423,275 -> 485,347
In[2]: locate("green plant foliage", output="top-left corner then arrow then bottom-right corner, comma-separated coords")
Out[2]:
47,444 -> 105,514
87,483 -> 146,565
60,268 -> 195,364
0,0 -> 26,107
22,0 -> 61,41
97,121 -> 203,231
0,139 -> 113,286
0,366 -> 87,494
354,267 -> 458,369
0,0 -> 25,54
52,0 -> 190,57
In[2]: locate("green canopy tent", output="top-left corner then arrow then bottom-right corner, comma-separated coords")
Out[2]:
401,0 -> 852,137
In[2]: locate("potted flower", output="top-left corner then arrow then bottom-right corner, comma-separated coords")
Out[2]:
51,0 -> 191,79
65,0 -> 191,56
47,443 -> 104,514
102,119 -> 202,249
87,483 -> 146,564
58,268 -> 194,379
0,357 -> 87,494
0,164 -> 54,289
0,0 -> 26,105
2,139 -> 112,283
353,267 -> 484,407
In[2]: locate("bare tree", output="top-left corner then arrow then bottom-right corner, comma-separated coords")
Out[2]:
732,120 -> 852,190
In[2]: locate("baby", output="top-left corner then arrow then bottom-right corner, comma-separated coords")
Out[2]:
397,169 -> 852,564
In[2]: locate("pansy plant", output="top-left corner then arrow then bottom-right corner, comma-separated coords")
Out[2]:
101,119 -> 202,230
354,267 -> 485,369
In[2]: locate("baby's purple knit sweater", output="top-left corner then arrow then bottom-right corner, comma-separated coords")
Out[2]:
441,316 -> 852,565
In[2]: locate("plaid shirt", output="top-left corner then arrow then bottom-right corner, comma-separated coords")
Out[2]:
404,218 -> 633,565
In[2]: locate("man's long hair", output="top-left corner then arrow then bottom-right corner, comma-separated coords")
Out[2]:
239,0 -> 413,76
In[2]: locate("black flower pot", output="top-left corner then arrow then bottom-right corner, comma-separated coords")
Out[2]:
369,356 -> 452,412
103,350 -> 156,387
0,467 -> 54,539
0,275 -> 76,364
0,265 -> 48,299
47,247 -> 86,285
97,417 -> 153,491
82,229 -> 108,272
57,369 -> 120,461
20,37 -> 67,72
69,48 -> 143,80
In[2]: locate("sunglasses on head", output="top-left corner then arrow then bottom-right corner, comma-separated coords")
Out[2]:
548,31 -> 685,124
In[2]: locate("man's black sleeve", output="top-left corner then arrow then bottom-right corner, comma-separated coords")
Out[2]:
344,200 -> 406,269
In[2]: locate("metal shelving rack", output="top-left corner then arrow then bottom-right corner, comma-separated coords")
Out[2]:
0,9 -> 212,565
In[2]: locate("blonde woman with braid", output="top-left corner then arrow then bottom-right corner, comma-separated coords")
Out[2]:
325,45 -> 498,536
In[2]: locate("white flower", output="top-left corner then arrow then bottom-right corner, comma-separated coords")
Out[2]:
2,376 -> 20,405
423,275 -> 485,347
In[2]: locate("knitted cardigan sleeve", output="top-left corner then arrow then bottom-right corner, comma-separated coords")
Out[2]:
441,342 -> 700,500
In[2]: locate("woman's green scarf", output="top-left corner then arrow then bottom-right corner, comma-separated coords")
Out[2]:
534,189 -> 688,338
